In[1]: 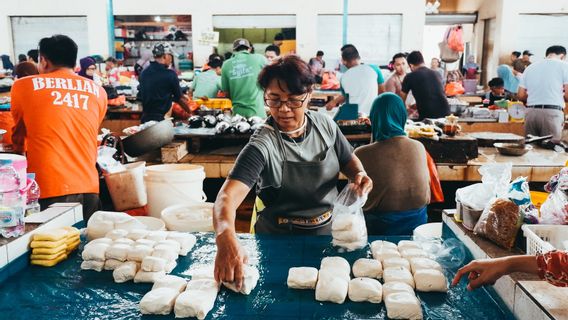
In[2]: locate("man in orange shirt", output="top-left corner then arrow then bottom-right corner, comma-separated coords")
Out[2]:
11,35 -> 107,221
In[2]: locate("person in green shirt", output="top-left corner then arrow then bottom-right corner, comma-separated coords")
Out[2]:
221,38 -> 268,118
191,54 -> 223,99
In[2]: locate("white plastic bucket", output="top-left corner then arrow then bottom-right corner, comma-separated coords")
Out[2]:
161,202 -> 214,232
104,161 -> 147,211
144,164 -> 206,218
0,154 -> 27,189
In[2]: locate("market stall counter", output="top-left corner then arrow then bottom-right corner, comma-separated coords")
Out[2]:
442,210 -> 568,320
0,229 -> 514,319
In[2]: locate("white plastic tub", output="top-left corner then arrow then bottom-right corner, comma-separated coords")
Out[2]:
161,203 -> 214,232
144,164 -> 206,218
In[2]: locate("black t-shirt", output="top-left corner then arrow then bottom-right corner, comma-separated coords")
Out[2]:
228,117 -> 353,206
138,61 -> 182,121
402,66 -> 450,120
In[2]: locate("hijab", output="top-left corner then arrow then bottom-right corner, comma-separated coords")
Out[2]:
463,55 -> 478,70
78,57 -> 96,80
497,64 -> 519,93
370,92 -> 407,142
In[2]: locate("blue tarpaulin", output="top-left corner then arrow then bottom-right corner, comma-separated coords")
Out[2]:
0,225 -> 514,319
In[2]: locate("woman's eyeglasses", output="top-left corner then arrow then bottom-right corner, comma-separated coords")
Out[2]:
264,93 -> 309,109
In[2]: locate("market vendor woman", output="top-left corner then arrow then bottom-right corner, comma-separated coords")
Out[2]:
213,55 -> 372,286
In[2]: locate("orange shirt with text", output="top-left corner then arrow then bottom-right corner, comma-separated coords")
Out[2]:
11,69 -> 107,199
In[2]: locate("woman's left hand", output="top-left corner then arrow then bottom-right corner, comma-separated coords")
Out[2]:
353,172 -> 373,196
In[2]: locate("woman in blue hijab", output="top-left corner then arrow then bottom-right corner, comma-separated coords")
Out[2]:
355,93 -> 431,235
497,64 -> 519,94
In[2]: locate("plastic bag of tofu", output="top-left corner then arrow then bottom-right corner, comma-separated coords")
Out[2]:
331,184 -> 368,252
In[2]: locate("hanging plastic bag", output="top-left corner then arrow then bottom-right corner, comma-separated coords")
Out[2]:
439,27 -> 461,63
331,184 -> 368,252
447,26 -> 464,52
473,197 -> 522,249
445,81 -> 465,96
540,168 -> 568,225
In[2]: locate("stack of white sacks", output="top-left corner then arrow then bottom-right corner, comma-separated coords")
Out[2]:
81,229 -> 196,283
287,240 -> 448,320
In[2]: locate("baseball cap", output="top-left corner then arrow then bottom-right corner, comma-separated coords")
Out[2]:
152,43 -> 176,57
232,38 -> 251,51
522,50 -> 534,56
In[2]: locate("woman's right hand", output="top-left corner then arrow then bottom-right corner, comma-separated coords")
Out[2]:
214,230 -> 248,290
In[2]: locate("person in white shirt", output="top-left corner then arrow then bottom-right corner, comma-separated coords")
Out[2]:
325,46 -> 385,116
518,45 -> 568,142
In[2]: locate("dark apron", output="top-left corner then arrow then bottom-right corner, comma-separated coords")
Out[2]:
254,115 -> 340,235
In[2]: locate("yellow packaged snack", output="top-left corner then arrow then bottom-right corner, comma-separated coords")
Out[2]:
32,228 -> 69,242
30,238 -> 67,249
31,244 -> 67,255
31,253 -> 68,267
31,251 -> 66,261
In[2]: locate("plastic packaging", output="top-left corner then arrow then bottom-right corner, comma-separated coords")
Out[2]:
25,173 -> 40,217
540,168 -> 568,225
473,198 -> 522,249
331,184 -> 368,252
97,146 -> 126,174
0,160 -> 24,238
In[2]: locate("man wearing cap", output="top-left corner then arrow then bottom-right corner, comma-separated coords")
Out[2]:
221,38 -> 268,118
138,43 -> 190,123
518,45 -> 568,143
513,50 -> 533,74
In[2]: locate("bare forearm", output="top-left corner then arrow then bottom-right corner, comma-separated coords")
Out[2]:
341,155 -> 366,181
503,255 -> 539,275
178,96 -> 191,113
213,192 -> 237,237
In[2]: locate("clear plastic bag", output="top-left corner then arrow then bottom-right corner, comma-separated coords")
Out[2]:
455,163 -> 512,211
331,184 -> 368,252
473,198 -> 522,249
97,146 -> 126,174
540,168 -> 568,225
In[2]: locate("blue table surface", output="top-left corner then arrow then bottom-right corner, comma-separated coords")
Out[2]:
0,225 -> 514,320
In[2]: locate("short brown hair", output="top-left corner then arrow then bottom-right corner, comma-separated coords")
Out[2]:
258,55 -> 315,95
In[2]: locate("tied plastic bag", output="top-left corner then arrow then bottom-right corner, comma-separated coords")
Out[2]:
456,163 -> 512,211
331,184 -> 368,252
540,168 -> 568,225
97,146 -> 126,174
508,177 -> 539,223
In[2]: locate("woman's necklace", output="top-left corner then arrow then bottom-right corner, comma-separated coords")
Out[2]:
279,115 -> 307,157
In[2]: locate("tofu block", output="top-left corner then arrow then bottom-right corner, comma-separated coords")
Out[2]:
372,248 -> 401,262
140,287 -> 179,315
156,239 -> 182,255
127,245 -> 154,262
189,265 -> 215,280
399,248 -> 428,259
32,228 -> 68,242
348,277 -> 383,303
167,232 -> 197,256
383,257 -> 411,270
113,261 -> 139,283
409,258 -> 442,275
222,265 -> 259,295
105,229 -> 129,240
414,269 -> 448,292
126,229 -> 149,241
382,281 -> 415,298
352,258 -> 382,279
82,242 -> 110,261
287,267 -> 319,289
152,246 -> 178,262
81,260 -> 105,272
142,256 -> 167,272
30,238 -> 66,249
134,270 -> 166,283
113,238 -> 135,246
135,239 -> 156,248
384,292 -> 423,320
166,260 -> 177,274
320,256 -> 350,280
153,275 -> 188,293
370,240 -> 397,253
315,269 -> 349,304
397,240 -> 422,251
145,231 -> 169,242
88,237 -> 113,246
104,259 -> 124,271
174,279 -> 219,320
105,244 -> 131,262
383,267 -> 415,288
33,244 -> 67,255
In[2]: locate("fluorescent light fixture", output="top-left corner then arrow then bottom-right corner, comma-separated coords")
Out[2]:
154,16 -> 161,22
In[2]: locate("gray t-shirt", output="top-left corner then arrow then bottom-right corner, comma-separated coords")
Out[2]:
519,58 -> 568,107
